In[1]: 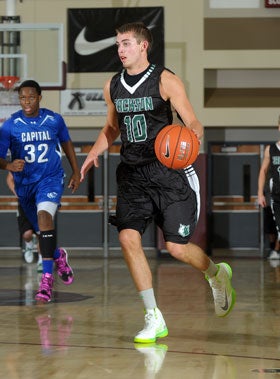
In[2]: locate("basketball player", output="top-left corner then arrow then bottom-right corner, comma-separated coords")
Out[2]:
0,80 -> 80,303
80,22 -> 236,343
258,131 -> 280,260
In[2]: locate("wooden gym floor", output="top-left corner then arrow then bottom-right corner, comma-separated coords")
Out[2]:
0,250 -> 279,379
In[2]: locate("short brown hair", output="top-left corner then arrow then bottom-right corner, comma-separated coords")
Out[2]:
116,22 -> 153,53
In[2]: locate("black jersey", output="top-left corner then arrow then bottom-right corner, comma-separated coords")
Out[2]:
269,143 -> 280,196
110,64 -> 173,165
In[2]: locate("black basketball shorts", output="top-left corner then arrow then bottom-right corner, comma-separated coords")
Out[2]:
271,196 -> 280,238
115,160 -> 199,244
263,206 -> 277,235
17,203 -> 34,236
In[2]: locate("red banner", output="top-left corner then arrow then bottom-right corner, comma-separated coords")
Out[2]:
265,0 -> 280,7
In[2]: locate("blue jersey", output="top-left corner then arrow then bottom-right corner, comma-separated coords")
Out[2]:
0,108 -> 70,186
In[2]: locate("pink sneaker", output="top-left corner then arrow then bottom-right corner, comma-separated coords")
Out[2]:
55,248 -> 74,285
35,273 -> 54,303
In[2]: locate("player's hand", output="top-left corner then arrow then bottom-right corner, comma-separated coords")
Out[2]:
80,155 -> 99,182
68,172 -> 81,193
191,129 -> 202,145
258,194 -> 266,208
8,159 -> 25,172
189,120 -> 203,141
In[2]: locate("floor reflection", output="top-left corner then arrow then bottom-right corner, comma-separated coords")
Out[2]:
134,343 -> 168,378
211,355 -> 236,379
36,313 -> 74,355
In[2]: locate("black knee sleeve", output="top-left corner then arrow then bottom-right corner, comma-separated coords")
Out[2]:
39,230 -> 57,258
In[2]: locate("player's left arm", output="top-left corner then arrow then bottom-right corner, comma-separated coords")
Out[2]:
56,114 -> 80,193
160,70 -> 204,140
61,140 -> 81,193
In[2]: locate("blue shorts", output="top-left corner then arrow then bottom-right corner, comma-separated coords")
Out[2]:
16,171 -> 64,232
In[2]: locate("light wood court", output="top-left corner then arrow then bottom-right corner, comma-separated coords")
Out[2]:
0,251 -> 279,378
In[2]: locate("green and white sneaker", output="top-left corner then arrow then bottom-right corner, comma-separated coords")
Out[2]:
23,244 -> 34,264
207,262 -> 236,317
134,308 -> 168,344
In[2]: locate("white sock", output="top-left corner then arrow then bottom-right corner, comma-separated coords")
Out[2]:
139,288 -> 157,310
203,260 -> 218,278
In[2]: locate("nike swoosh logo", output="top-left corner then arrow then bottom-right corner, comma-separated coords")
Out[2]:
74,24 -> 157,56
221,289 -> 229,311
164,135 -> 170,158
74,27 -> 116,56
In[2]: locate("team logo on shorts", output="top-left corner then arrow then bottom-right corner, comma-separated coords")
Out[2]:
47,192 -> 58,199
178,223 -> 190,237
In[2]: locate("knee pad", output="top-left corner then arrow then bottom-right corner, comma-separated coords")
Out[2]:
37,202 -> 58,218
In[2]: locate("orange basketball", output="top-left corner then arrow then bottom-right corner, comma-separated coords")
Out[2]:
154,124 -> 200,169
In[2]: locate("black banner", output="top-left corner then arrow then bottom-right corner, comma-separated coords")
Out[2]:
67,7 -> 164,72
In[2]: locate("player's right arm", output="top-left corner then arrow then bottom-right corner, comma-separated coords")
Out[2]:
80,79 -> 120,182
0,120 -> 25,172
0,158 -> 25,172
160,69 -> 203,140
258,145 -> 270,207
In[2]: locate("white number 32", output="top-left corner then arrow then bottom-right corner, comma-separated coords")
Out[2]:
24,143 -> 49,163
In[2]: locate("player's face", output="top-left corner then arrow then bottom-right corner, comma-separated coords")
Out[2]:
116,32 -> 144,69
19,87 -> 42,118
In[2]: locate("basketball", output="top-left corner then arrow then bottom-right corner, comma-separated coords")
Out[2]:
154,124 -> 200,169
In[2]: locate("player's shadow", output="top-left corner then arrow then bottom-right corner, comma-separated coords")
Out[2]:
0,289 -> 93,306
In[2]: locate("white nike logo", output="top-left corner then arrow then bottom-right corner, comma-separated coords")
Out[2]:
74,27 -> 116,56
164,135 -> 170,158
74,24 -> 157,56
